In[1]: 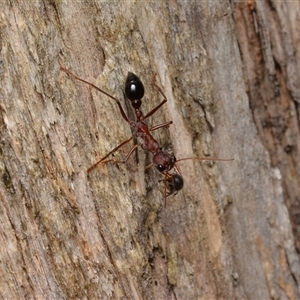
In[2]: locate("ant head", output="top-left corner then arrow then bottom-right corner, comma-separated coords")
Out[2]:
153,151 -> 176,173
125,72 -> 145,103
167,173 -> 184,194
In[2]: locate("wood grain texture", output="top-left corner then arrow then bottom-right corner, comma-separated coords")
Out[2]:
0,1 -> 299,299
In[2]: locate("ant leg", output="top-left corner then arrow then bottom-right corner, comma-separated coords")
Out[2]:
141,73 -> 169,121
150,121 -> 173,132
162,172 -> 174,207
60,67 -> 134,126
87,136 -> 134,173
100,144 -> 139,165
176,157 -> 234,163
156,175 -> 177,207
163,175 -> 168,207
145,162 -> 153,170
142,99 -> 167,120
151,73 -> 168,102
155,177 -> 168,207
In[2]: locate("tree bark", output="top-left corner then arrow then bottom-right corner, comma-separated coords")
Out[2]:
0,1 -> 299,299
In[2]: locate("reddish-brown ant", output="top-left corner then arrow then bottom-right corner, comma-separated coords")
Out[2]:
60,67 -> 233,205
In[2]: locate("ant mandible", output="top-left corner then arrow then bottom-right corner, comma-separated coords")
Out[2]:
60,66 -> 233,206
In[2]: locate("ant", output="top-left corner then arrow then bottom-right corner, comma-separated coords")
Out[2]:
60,67 -> 233,206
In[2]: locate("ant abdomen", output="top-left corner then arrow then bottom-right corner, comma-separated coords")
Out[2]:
125,72 -> 145,101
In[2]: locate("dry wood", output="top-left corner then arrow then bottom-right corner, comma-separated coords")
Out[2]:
0,1 -> 299,299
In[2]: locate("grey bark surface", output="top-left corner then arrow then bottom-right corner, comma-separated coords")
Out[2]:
0,1 -> 299,299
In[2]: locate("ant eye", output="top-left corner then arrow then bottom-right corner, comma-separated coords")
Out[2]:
125,72 -> 144,101
156,164 -> 165,172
